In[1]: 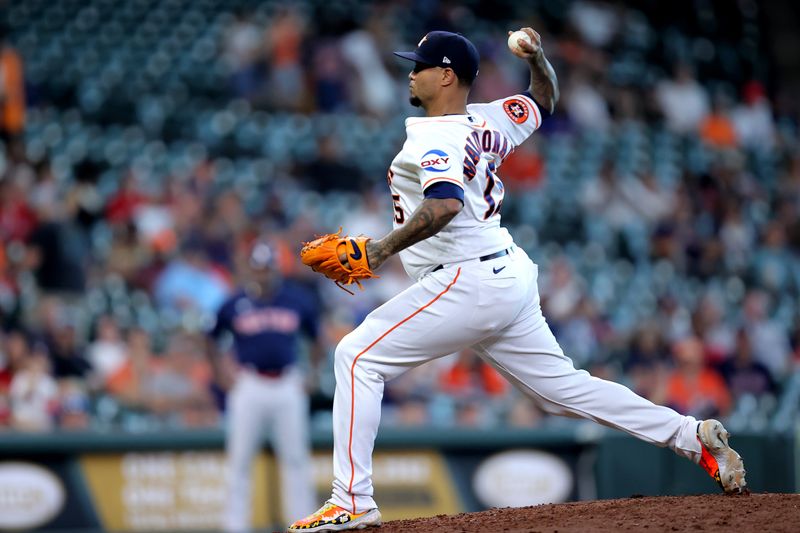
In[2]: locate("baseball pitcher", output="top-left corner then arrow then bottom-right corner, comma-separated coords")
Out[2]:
290,29 -> 746,532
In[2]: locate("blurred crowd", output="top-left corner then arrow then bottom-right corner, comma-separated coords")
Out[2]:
1,0 -> 799,433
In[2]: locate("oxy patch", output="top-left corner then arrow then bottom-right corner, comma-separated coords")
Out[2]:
420,149 -> 452,173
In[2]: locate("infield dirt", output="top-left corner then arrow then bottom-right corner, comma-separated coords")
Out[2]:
374,493 -> 799,532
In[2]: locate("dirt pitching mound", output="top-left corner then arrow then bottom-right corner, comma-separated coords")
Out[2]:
377,493 -> 800,532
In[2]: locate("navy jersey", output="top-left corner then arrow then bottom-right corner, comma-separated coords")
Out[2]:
209,281 -> 320,372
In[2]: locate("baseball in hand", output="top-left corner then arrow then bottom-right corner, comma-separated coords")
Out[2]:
507,30 -> 532,53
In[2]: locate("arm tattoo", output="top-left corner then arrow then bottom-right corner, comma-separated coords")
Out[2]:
528,51 -> 559,114
368,198 -> 460,269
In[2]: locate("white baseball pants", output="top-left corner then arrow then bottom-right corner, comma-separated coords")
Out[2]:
329,247 -> 701,513
224,368 -> 315,531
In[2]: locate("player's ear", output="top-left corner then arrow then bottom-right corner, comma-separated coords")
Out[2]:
441,67 -> 458,87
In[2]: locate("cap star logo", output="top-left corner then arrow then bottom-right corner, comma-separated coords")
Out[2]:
418,34 -> 429,47
442,56 -> 451,64
502,98 -> 529,124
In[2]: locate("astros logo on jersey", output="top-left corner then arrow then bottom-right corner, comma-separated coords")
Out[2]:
502,98 -> 529,124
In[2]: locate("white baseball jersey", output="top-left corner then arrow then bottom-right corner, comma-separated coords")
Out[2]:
388,93 -> 542,279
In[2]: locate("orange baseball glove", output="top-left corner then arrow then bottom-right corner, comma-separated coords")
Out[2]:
300,229 -> 377,293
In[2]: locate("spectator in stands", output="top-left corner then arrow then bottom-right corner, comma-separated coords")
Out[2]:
436,350 -> 510,429
740,290 -> 792,381
9,342 -> 58,431
580,160 -> 640,235
203,190 -> 251,270
568,0 -> 621,48
340,23 -> 397,117
47,320 -> 92,380
57,378 -> 91,429
0,175 -> 37,243
506,395 -> 545,427
498,139 -> 545,191
558,296 -> 603,369
382,364 -> 438,427
625,170 -> 676,226
106,222 -> 153,287
470,60 -> 519,105
700,89 -> 738,148
666,336 -> 731,419
26,188 -> 90,298
625,325 -> 670,405
691,294 -> 735,365
104,327 -> 157,405
655,62 -> 710,134
71,160 -> 104,232
0,244 -> 21,326
105,172 -> 150,225
778,155 -> 800,211
564,69 -> 612,132
752,221 -> 794,294
0,329 -> 31,425
165,182 -> 204,242
132,192 -> 177,256
625,324 -> 670,372
731,80 -> 777,151
222,9 -> 266,101
310,41 -> 350,113
29,160 -> 57,216
87,315 -> 128,388
540,255 -> 585,327
153,239 -> 230,316
438,349 -> 508,399
144,333 -> 216,427
718,199 -> 755,274
790,317 -> 800,368
650,185 -> 696,276
720,328 -> 777,401
299,134 -> 365,193
264,6 -> 306,111
0,24 -> 25,143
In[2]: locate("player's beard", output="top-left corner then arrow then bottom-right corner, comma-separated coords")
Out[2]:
409,95 -> 422,107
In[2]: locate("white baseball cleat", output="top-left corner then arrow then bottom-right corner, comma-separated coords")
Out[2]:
287,502 -> 382,532
696,419 -> 747,494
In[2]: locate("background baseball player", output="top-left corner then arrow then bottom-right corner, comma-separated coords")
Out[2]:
289,28 -> 746,532
207,240 -> 322,532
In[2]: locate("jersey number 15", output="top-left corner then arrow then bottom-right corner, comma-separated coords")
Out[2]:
483,161 -> 504,219
387,170 -> 405,224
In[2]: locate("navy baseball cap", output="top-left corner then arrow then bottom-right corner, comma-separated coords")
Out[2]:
248,241 -> 276,270
394,31 -> 480,82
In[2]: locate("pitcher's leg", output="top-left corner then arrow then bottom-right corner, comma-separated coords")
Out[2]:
329,268 -> 483,513
477,305 -> 701,461
329,333 -> 384,513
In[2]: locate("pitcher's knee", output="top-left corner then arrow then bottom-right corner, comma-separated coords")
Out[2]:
333,334 -> 359,374
334,333 -> 386,383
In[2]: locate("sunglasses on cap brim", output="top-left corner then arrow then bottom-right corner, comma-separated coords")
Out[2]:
412,62 -> 437,73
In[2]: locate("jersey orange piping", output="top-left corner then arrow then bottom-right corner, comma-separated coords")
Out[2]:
407,118 -> 487,128
421,176 -> 465,190
516,92 -> 541,128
